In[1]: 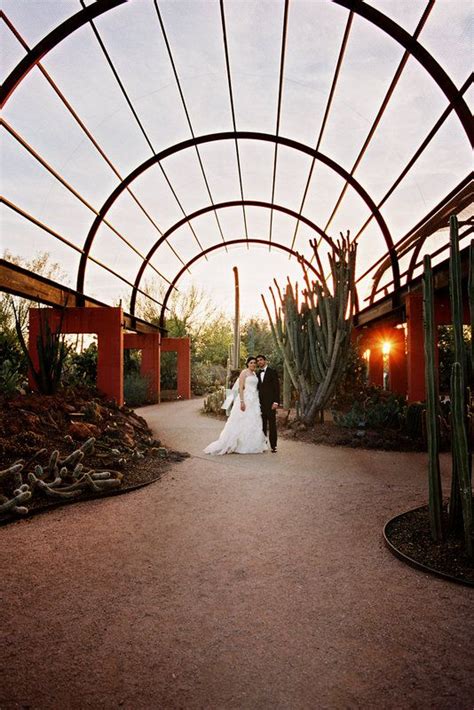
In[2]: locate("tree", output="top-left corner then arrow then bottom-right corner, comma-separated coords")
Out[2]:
241,318 -> 283,374
137,281 -> 233,392
1,251 -> 68,333
0,251 -> 68,376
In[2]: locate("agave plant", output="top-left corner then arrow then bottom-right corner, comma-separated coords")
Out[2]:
12,301 -> 69,395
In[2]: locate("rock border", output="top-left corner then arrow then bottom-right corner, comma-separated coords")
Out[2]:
383,506 -> 473,588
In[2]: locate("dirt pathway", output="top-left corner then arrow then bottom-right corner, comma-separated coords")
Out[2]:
1,399 -> 472,709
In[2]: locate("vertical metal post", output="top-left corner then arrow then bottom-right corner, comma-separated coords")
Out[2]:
233,266 -> 240,369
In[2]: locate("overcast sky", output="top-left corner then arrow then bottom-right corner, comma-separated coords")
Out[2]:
1,0 -> 472,319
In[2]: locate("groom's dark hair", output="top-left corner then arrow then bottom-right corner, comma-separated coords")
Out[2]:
256,354 -> 267,361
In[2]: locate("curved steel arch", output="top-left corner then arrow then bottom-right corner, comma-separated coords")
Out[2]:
129,199 -> 336,318
0,0 -> 127,107
3,0 -> 470,146
76,131 -> 399,301
157,239 -> 319,330
333,0 -> 473,146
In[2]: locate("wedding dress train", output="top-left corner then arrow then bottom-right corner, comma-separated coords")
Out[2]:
204,373 -> 268,455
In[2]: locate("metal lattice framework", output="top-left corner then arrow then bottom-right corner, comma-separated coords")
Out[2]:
1,0 -> 472,332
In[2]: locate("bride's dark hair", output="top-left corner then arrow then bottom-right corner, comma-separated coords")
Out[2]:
246,355 -> 256,366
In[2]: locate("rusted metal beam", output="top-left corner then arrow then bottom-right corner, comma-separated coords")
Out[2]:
77,130 -> 398,302
0,1 -> 127,106
332,0 -> 473,146
354,243 -> 471,327
323,1 -> 435,235
289,10 -> 354,253
219,0 -> 248,241
0,259 -> 162,334
153,0 -> 225,247
269,0 -> 290,247
158,238 -> 319,330
129,199 -> 335,317
368,176 -> 473,301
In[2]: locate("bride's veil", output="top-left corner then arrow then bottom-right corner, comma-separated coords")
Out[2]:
221,377 -> 240,416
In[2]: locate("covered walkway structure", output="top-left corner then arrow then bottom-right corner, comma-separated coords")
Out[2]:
1,0 -> 472,404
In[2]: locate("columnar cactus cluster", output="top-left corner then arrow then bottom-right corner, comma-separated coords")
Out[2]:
0,438 -> 122,518
262,232 -> 357,425
423,217 -> 473,556
422,254 -> 443,541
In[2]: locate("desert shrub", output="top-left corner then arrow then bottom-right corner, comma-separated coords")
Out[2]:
124,372 -> 151,407
67,343 -> 98,386
192,362 -> 226,395
161,351 -> 177,390
0,359 -> 24,396
124,349 -> 141,376
0,328 -> 26,375
203,387 -> 226,414
333,389 -> 404,430
331,344 -> 368,409
403,401 -> 425,439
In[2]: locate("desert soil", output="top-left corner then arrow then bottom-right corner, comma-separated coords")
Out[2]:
1,398 -> 472,709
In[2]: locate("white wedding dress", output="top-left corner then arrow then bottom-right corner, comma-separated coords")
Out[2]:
204,373 -> 268,455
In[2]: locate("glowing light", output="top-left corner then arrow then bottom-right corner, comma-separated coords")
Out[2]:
382,341 -> 391,356
362,349 -> 370,361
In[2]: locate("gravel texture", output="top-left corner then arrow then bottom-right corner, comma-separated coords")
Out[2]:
1,398 -> 473,709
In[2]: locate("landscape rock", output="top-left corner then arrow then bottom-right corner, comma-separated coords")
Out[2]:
68,422 -> 101,440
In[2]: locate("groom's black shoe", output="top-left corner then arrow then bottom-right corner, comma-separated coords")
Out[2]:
271,448 -> 277,453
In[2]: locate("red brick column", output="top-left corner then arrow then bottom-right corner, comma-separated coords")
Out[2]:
97,308 -> 123,405
124,332 -> 161,402
406,292 -> 425,402
161,336 -> 191,399
368,344 -> 384,388
28,307 -> 124,404
388,327 -> 407,397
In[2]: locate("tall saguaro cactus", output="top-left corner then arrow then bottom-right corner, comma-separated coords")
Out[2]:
423,254 -> 443,541
422,216 -> 472,556
262,232 -> 357,425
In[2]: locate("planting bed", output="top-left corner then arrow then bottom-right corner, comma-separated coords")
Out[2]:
384,504 -> 474,586
0,387 -> 188,524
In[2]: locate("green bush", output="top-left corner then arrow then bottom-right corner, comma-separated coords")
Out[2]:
331,344 -> 368,409
403,401 -> 425,439
192,362 -> 226,395
161,351 -> 177,390
0,359 -> 24,396
0,329 -> 26,376
124,372 -> 151,407
333,389 -> 404,430
67,343 -> 98,386
203,387 -> 226,414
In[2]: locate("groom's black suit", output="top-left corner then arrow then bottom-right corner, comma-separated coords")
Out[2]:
257,367 -> 280,451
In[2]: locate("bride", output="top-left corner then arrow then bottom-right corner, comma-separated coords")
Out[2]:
204,356 -> 268,455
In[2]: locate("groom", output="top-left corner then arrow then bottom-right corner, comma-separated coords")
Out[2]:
256,354 -> 280,453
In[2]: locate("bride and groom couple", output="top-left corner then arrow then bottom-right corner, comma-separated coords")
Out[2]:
204,354 -> 280,456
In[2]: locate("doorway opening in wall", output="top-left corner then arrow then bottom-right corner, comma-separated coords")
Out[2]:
124,349 -> 150,408
161,351 -> 178,401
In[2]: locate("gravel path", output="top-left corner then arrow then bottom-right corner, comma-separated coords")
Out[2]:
1,399 -> 472,709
